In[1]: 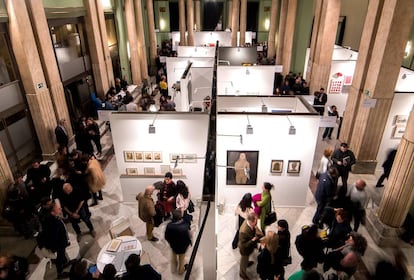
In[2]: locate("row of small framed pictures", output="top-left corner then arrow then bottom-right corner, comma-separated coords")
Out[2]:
124,151 -> 198,163
126,166 -> 183,176
271,160 -> 301,174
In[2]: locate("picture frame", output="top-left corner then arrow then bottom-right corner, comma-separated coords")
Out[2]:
124,151 -> 134,162
170,153 -> 183,163
182,154 -> 197,163
160,165 -> 171,174
126,168 -> 138,175
144,167 -> 156,175
287,160 -> 301,174
392,125 -> 406,139
226,151 -> 259,185
153,151 -> 162,162
134,151 -> 144,162
270,160 -> 283,173
172,168 -> 183,176
144,152 -> 153,162
394,115 -> 408,126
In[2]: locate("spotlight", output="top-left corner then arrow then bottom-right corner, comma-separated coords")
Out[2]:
289,125 -> 296,135
148,124 -> 156,134
262,104 -> 268,112
246,124 -> 253,134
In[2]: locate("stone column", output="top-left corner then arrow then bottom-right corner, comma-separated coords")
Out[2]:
275,0 -> 287,65
231,0 -> 240,47
267,0 -> 278,60
5,0 -> 57,159
186,0 -> 195,46
340,0 -> 414,174
25,0 -> 73,139
227,0 -> 233,30
195,0 -> 201,31
306,0 -> 340,94
239,0 -> 247,46
95,0 -> 115,87
134,0 -> 149,81
179,0 -> 186,46
146,0 -> 157,71
124,0 -> 142,85
281,0 -> 297,76
84,0 -> 110,98
0,142 -> 13,223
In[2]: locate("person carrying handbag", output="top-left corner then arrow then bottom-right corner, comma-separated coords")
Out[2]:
256,182 -> 274,233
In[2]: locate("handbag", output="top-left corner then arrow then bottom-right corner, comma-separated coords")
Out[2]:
264,199 -> 277,226
282,246 -> 292,266
187,200 -> 195,213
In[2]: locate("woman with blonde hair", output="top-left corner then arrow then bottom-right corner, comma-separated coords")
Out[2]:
257,231 -> 281,280
317,147 -> 333,179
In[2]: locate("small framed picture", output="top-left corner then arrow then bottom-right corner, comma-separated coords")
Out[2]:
170,153 -> 183,163
144,167 -> 156,175
287,160 -> 301,174
160,165 -> 171,174
144,152 -> 153,162
392,125 -> 406,139
126,168 -> 138,175
172,168 -> 182,176
270,160 -> 283,173
153,151 -> 162,162
182,154 -> 197,163
124,151 -> 134,162
134,151 -> 144,162
394,115 -> 408,126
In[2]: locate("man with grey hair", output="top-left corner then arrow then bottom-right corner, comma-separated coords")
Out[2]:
347,179 -> 368,231
136,185 -> 158,242
55,118 -> 69,150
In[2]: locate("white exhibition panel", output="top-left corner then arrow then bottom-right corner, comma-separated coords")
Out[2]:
177,46 -> 216,57
395,68 -> 414,92
332,45 -> 358,61
191,67 -> 214,103
171,31 -> 253,47
216,113 -> 320,208
110,113 -> 209,202
217,96 -> 311,113
217,66 -> 275,95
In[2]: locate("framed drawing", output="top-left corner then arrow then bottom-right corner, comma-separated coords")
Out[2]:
124,151 -> 134,162
226,151 -> 259,185
170,153 -> 183,163
144,152 -> 153,162
270,160 -> 283,173
126,168 -> 138,175
160,165 -> 171,174
394,115 -> 408,126
392,125 -> 406,139
144,167 -> 156,175
134,151 -> 144,162
172,168 -> 182,176
182,154 -> 197,163
287,160 -> 301,174
153,152 -> 162,162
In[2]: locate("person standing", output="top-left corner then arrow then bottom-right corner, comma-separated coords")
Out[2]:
313,88 -> 327,116
322,105 -> 339,140
275,220 -> 291,280
85,155 -> 106,206
347,179 -> 369,232
165,209 -> 192,275
86,117 -> 102,157
256,182 -> 274,232
238,213 -> 263,280
234,153 -> 250,184
376,148 -> 397,187
232,193 -> 254,249
137,185 -> 159,242
121,254 -> 161,280
25,160 -> 52,206
256,230 -> 280,280
159,172 -> 176,219
331,143 -> 356,199
55,118 -> 69,151
317,147 -> 333,179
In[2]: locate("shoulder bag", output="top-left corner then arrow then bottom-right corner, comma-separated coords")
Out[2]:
264,199 -> 277,226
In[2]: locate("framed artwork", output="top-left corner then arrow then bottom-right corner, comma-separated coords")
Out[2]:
124,151 -> 134,162
144,152 -> 153,162
270,160 -> 283,173
226,151 -> 259,185
287,160 -> 301,174
172,168 -> 183,176
170,153 -> 183,163
160,165 -> 171,174
392,125 -> 406,139
182,154 -> 197,163
126,168 -> 138,175
144,167 -> 156,175
153,152 -> 162,162
394,115 -> 408,126
134,151 -> 144,162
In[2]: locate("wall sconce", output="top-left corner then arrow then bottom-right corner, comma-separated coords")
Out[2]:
246,115 -> 253,134
264,18 -> 270,31
160,19 -> 166,31
287,116 -> 296,135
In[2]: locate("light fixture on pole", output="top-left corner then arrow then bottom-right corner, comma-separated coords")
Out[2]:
287,116 -> 296,135
217,134 -> 243,144
261,98 -> 268,112
246,115 -> 253,134
148,114 -> 157,134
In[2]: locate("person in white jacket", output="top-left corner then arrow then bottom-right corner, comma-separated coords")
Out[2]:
347,179 -> 368,232
317,147 -> 333,178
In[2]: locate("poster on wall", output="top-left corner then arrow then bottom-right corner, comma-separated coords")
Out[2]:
226,151 -> 259,185
329,80 -> 343,93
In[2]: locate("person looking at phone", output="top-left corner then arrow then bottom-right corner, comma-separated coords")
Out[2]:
69,259 -> 100,279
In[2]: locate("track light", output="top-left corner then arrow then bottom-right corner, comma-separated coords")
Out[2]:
261,98 -> 268,112
287,116 -> 296,135
246,115 -> 253,134
149,114 -> 157,134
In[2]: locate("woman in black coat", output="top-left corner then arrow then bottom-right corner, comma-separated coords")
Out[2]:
295,224 -> 325,268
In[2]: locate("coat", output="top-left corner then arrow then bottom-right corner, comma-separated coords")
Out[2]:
86,158 -> 106,193
165,219 -> 192,254
256,191 -> 271,231
238,220 -> 258,256
137,192 -> 156,224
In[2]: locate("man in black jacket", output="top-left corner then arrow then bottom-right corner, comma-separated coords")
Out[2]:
165,209 -> 192,275
331,143 -> 356,199
55,118 -> 69,150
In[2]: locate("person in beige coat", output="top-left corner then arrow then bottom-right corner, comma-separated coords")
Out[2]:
137,185 -> 159,242
85,155 -> 106,206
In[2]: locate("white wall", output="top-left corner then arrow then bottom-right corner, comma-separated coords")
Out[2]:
171,31 -> 253,47
216,113 -> 320,208
177,46 -> 216,57
110,113 -> 209,202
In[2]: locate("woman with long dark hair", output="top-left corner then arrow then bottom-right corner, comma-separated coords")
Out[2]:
232,193 -> 254,249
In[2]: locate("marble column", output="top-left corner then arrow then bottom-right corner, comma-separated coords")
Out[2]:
25,0 -> 73,140
146,0 -> 157,72
84,0 -> 110,98
134,0 -> 149,81
306,0 -> 340,94
231,0 -> 240,47
275,0 -> 287,65
239,0 -> 247,46
124,0 -> 142,85
195,0 -> 201,31
281,0 -> 297,76
179,0 -> 186,46
186,0 -> 195,46
5,0 -> 57,159
306,0 -> 322,84
0,142 -> 13,223
95,0 -> 115,87
227,0 -> 233,30
267,0 -> 278,60
340,0 -> 414,174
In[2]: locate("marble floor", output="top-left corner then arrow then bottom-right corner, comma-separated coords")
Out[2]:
11,125 -> 414,279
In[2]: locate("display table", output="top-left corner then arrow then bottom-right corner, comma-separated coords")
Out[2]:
96,235 -> 142,274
